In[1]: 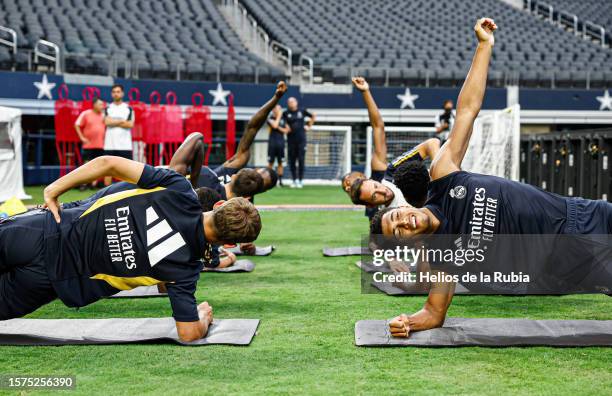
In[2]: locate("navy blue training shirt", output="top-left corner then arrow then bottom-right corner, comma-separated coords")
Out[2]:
282,108 -> 312,144
44,165 -> 211,322
425,171 -> 570,237
424,170 -> 612,294
197,166 -> 230,200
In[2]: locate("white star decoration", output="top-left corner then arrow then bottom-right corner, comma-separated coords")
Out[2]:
596,90 -> 612,111
396,88 -> 419,109
209,83 -> 231,106
33,74 -> 56,100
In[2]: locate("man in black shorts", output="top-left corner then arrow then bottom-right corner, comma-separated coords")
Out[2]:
371,18 -> 612,337
195,81 -> 287,199
282,97 -> 315,188
341,77 -> 440,217
267,104 -> 289,187
0,155 -> 261,342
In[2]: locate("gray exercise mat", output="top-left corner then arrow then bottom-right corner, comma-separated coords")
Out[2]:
202,259 -> 255,273
371,280 -> 471,295
355,260 -> 391,273
0,318 -> 260,346
109,286 -> 167,298
355,318 -> 612,347
323,246 -> 370,257
226,245 -> 274,256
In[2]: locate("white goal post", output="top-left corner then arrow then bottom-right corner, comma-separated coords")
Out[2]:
462,104 -> 521,180
364,105 -> 521,181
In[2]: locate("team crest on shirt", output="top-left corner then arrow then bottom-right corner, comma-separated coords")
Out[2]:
449,185 -> 466,199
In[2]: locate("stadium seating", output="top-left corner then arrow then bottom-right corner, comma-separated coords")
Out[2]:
545,0 -> 612,39
242,0 -> 612,87
0,0 -> 610,87
0,0 -> 285,82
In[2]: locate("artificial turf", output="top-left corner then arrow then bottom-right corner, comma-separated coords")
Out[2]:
2,185 -> 610,395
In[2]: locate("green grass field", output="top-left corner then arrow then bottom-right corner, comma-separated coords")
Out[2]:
3,186 -> 611,395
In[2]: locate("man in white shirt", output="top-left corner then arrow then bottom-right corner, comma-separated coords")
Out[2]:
104,84 -> 134,185
104,84 -> 134,159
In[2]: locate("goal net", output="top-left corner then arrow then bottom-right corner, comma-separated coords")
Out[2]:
251,124 -> 352,184
365,126 -> 436,177
462,104 -> 521,180
364,105 -> 520,181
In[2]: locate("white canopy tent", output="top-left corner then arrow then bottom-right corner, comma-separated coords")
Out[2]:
0,106 -> 30,202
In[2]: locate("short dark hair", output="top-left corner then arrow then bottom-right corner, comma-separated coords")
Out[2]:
264,168 -> 278,191
392,161 -> 429,207
232,169 -> 264,197
349,178 -> 367,205
370,207 -> 394,235
92,97 -> 104,105
443,99 -> 453,107
111,84 -> 124,92
196,187 -> 222,212
341,171 -> 365,189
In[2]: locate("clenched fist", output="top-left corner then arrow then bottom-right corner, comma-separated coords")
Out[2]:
474,18 -> 497,46
352,76 -> 369,92
275,81 -> 287,97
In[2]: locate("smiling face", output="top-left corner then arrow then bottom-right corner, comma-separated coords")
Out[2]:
381,206 -> 432,238
359,179 -> 394,206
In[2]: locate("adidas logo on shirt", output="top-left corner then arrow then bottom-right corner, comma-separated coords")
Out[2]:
145,206 -> 186,266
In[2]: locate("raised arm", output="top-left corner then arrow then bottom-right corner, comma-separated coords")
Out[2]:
352,77 -> 387,172
169,132 -> 205,188
430,18 -> 497,180
43,156 -> 145,222
415,137 -> 441,161
222,81 -> 288,169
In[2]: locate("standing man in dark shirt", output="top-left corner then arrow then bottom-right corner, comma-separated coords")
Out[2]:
267,104 -> 289,187
282,97 -> 315,188
0,156 -> 262,342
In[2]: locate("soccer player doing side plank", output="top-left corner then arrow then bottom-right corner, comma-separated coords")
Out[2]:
0,156 -> 261,342
369,19 -> 612,337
